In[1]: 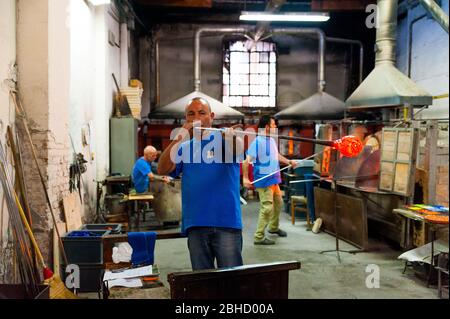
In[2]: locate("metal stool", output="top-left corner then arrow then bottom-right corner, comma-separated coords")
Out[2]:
436,252 -> 449,299
290,195 -> 310,229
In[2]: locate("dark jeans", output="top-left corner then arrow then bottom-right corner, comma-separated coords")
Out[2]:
187,227 -> 243,270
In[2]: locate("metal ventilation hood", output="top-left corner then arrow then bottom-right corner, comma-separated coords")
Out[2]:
345,64 -> 432,109
151,91 -> 244,120
346,0 -> 432,111
275,91 -> 345,120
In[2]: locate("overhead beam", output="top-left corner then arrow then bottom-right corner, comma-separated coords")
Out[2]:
133,0 -> 212,8
311,0 -> 376,11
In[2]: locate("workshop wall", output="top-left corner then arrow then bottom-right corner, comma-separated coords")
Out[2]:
69,0 -> 124,222
0,0 -> 16,284
397,1 -> 449,207
91,3 -> 123,183
12,0 -> 125,266
148,24 -> 353,116
397,0 -> 449,120
16,0 -> 72,266
69,0 -> 126,222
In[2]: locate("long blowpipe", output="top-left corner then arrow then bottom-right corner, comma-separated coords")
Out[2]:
194,127 -> 364,158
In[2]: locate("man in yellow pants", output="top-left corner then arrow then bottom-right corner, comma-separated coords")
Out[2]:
243,116 -> 298,245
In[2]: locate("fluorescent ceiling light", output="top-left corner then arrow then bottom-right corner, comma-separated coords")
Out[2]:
88,0 -> 110,6
239,11 -> 330,22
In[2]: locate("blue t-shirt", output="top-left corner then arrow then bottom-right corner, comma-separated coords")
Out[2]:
132,157 -> 152,193
246,136 -> 281,188
170,132 -> 243,235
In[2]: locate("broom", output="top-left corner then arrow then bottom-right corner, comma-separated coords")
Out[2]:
112,73 -> 132,117
13,192 -> 53,280
13,191 -> 78,299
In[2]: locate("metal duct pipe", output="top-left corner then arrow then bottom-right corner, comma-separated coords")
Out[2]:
346,0 -> 432,110
271,28 -> 326,92
155,37 -> 160,107
254,0 -> 286,42
194,27 -> 249,92
326,37 -> 364,84
375,0 -> 398,65
419,0 -> 449,33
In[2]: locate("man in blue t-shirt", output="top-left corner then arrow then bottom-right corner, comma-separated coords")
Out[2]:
132,145 -> 170,193
243,116 -> 298,245
158,97 -> 245,270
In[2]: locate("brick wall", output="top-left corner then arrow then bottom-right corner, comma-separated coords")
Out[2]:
436,165 -> 449,207
17,122 -> 70,267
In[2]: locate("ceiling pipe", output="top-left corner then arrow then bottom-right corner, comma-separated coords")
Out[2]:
419,0 -> 449,33
326,37 -> 364,84
152,27 -> 249,120
375,0 -> 398,65
254,0 -> 286,42
194,27 -> 250,92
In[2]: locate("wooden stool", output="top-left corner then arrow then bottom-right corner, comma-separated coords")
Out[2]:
290,195 -> 310,229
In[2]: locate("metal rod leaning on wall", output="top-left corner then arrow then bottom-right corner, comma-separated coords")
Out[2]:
6,125 -> 39,282
9,91 -> 68,266
0,144 -> 39,295
6,126 -> 33,225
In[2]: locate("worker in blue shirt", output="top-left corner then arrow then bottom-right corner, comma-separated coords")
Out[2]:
132,145 -> 170,193
158,97 -> 245,270
243,115 -> 298,245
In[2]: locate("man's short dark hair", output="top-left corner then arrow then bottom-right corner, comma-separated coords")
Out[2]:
257,115 -> 274,129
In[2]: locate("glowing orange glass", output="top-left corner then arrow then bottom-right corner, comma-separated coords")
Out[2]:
332,135 -> 363,158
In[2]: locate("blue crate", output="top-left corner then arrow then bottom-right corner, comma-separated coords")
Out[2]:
62,230 -> 110,264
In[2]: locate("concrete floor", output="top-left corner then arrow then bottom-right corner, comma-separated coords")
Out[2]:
154,200 -> 444,299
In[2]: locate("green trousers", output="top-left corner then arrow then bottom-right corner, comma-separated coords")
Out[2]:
254,184 -> 283,241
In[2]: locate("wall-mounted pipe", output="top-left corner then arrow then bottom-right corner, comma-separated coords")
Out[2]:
419,0 -> 449,33
326,37 -> 364,84
194,27 -> 249,92
270,28 -> 326,92
407,13 -> 427,77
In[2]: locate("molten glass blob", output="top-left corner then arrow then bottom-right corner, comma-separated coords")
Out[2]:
332,135 -> 363,158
